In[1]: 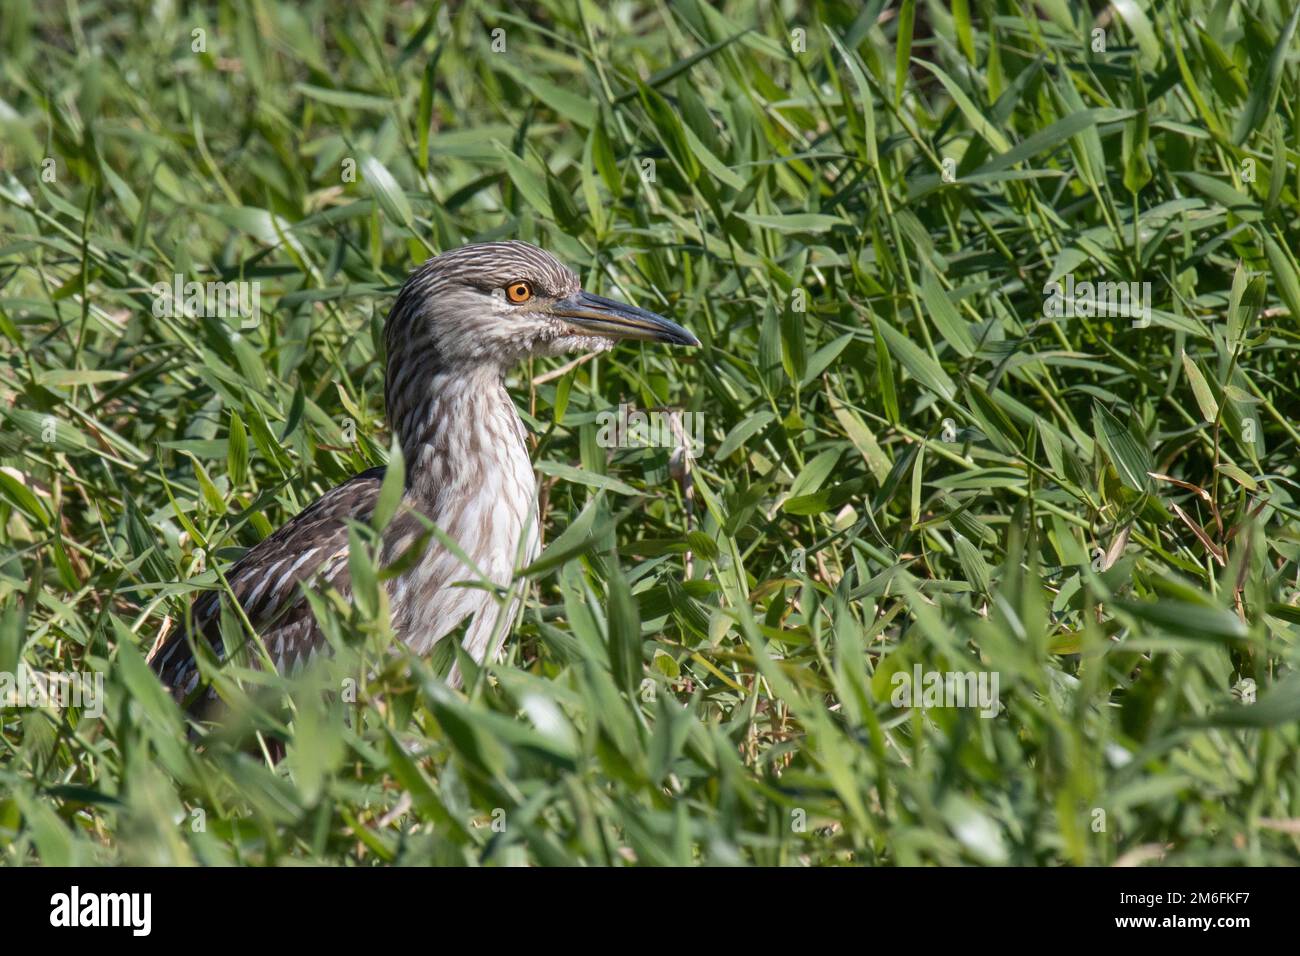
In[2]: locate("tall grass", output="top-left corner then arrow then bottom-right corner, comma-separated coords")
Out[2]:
1,0 -> 1299,865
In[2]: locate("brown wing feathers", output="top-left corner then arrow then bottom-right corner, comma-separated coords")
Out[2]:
148,467 -> 386,706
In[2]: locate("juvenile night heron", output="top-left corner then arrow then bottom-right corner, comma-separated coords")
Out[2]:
149,240 -> 698,708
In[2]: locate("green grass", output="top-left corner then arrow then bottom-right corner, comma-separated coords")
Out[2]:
2,0 -> 1300,866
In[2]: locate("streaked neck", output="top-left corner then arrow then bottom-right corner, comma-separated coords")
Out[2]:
387,361 -> 530,513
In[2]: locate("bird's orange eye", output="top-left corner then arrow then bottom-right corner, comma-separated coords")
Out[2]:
506,281 -> 533,303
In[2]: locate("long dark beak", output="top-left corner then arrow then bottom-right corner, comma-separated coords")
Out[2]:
551,290 -> 700,347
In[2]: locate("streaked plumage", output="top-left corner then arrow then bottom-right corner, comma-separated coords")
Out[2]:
149,241 -> 697,711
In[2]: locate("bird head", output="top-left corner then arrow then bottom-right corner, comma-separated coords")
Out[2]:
387,240 -> 699,370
